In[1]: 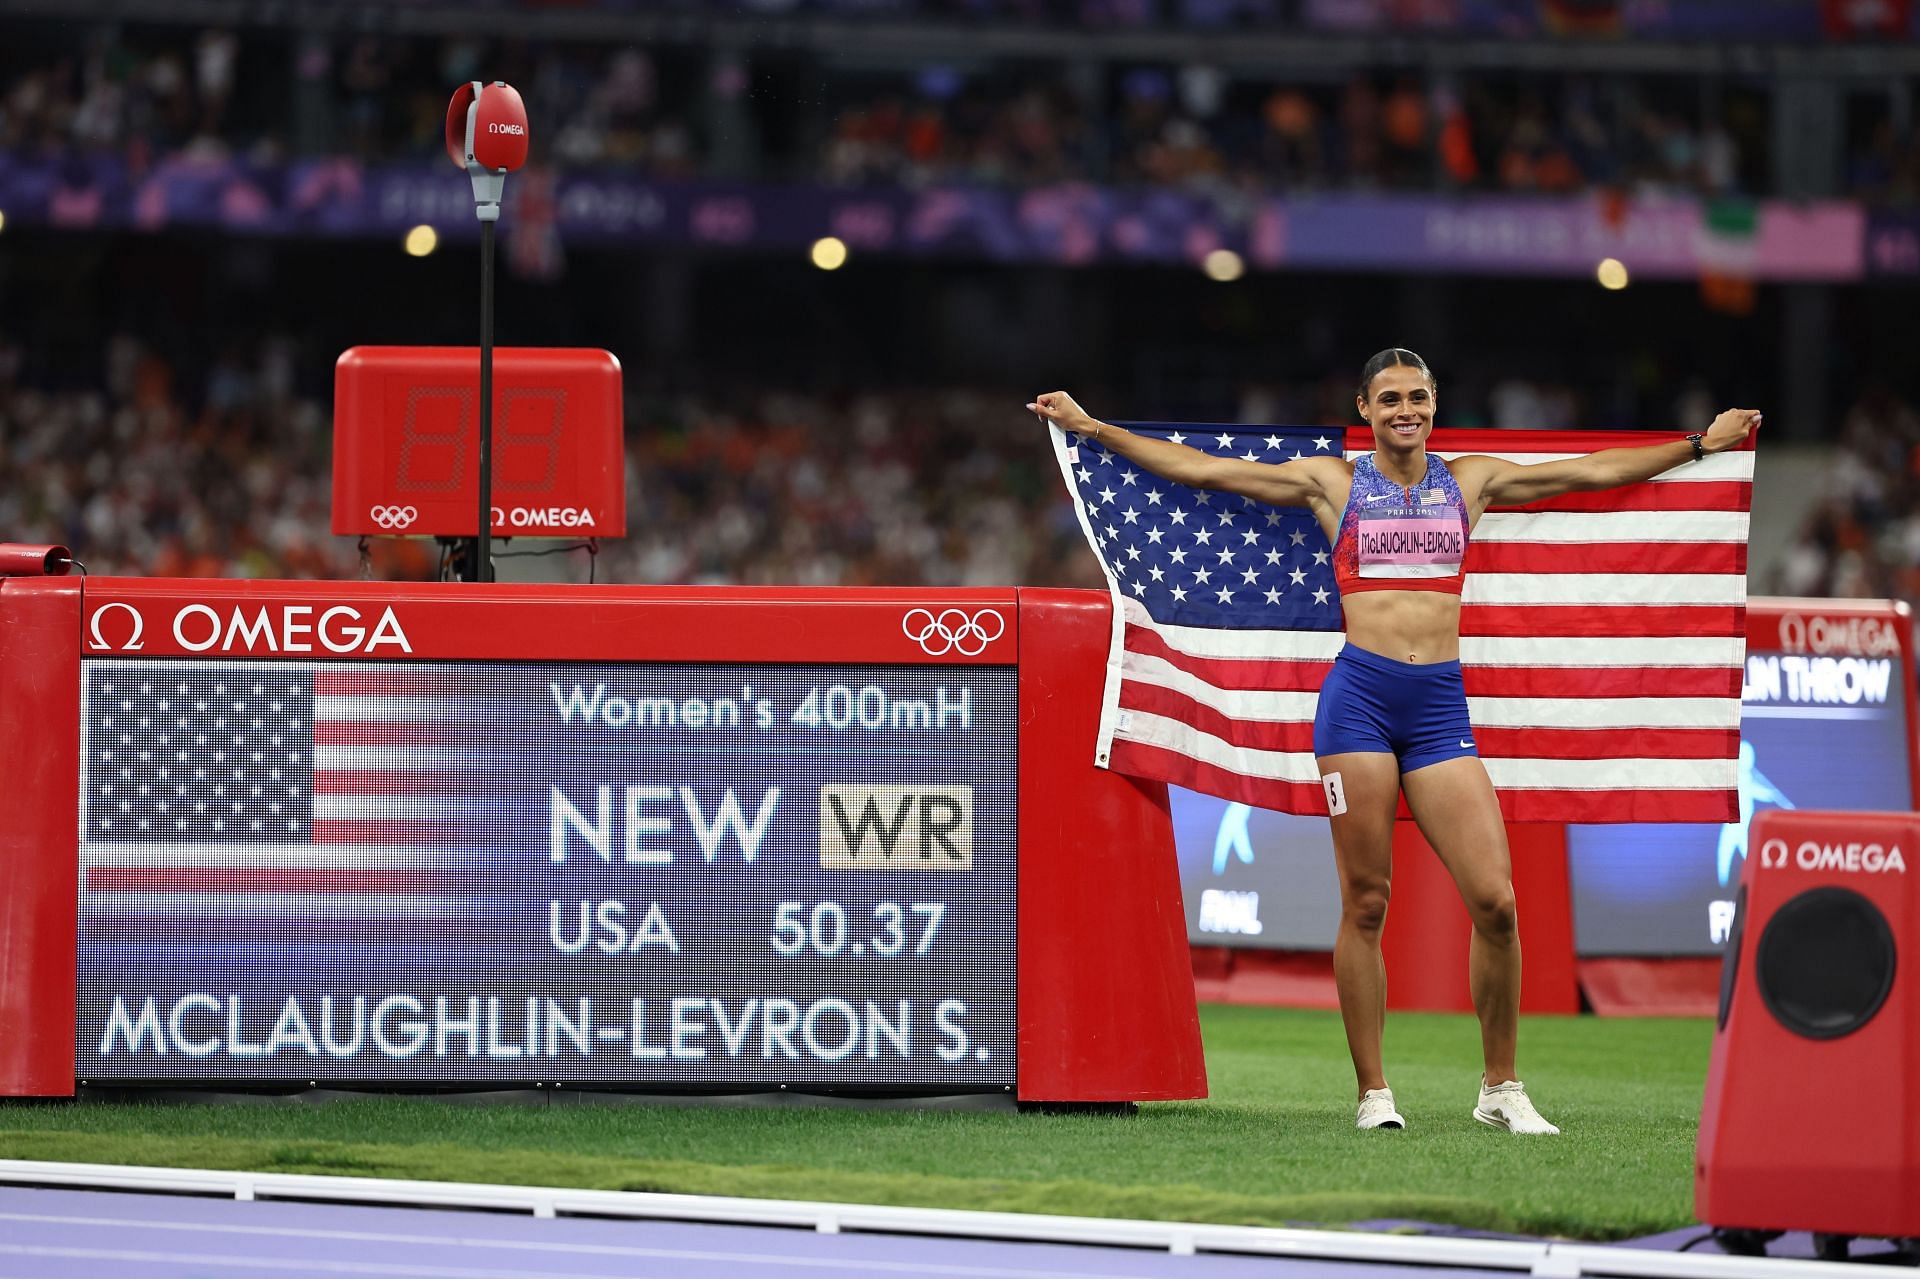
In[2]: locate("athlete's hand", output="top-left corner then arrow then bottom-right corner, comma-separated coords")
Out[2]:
1027,391 -> 1098,437
1703,408 -> 1761,454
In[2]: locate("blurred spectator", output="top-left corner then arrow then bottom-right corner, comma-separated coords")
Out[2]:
1487,377 -> 1578,431
1771,387 -> 1920,607
1849,116 -> 1920,206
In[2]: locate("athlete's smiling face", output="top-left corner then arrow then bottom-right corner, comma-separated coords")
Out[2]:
1357,365 -> 1436,455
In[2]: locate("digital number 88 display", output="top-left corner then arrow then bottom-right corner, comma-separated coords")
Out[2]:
395,386 -> 568,495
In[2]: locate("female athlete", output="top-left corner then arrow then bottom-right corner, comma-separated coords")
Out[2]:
1030,348 -> 1758,1134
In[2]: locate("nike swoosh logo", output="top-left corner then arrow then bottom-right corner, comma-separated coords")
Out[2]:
1459,739 -> 1473,749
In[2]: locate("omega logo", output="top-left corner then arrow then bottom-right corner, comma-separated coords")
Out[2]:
1777,613 -> 1900,657
492,505 -> 597,529
488,122 -> 525,135
1761,836 -> 1907,874
86,603 -> 413,655
87,602 -> 147,652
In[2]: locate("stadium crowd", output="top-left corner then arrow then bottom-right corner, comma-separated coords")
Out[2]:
824,68 -> 1766,196
9,330 -> 1917,609
0,333 -> 1099,588
0,21 -> 1855,201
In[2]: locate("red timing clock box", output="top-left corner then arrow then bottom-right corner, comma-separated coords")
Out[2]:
332,346 -> 625,540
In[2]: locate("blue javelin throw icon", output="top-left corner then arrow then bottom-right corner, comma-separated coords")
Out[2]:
1212,802 -> 1254,875
1717,740 -> 1794,885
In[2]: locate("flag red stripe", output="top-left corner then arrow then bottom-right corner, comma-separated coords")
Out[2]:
1107,738 -> 1328,814
1472,725 -> 1739,760
1119,681 -> 1317,752
1467,541 -> 1746,576
1460,605 -> 1741,638
314,721 -> 470,746
86,867 -> 445,893
1461,665 -> 1742,699
1492,481 -> 1750,515
1496,787 -> 1737,823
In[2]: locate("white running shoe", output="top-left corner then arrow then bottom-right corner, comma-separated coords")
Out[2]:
1356,1087 -> 1406,1130
1473,1080 -> 1560,1134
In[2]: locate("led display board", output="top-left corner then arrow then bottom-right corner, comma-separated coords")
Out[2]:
76,658 -> 1017,1086
1171,794 -> 1338,950
1568,602 -> 1918,956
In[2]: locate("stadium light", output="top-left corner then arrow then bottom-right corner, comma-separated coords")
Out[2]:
1596,257 -> 1630,290
403,225 -> 439,257
810,237 -> 849,271
1203,249 -> 1245,282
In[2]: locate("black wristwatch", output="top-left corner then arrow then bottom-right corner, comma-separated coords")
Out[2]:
1686,433 -> 1706,462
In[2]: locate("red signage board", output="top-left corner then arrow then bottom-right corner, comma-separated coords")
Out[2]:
78,580 -> 1017,665
1746,597 -> 1920,807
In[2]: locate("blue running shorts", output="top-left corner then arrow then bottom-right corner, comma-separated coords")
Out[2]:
1311,643 -> 1478,773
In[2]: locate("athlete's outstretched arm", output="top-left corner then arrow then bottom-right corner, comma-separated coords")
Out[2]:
1460,407 -> 1759,508
1029,390 -> 1340,509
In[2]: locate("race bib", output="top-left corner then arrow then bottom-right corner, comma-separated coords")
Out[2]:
1356,509 -> 1464,579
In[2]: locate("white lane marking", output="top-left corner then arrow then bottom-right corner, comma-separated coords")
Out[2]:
0,1213 -> 1160,1279
1,1242 -> 601,1279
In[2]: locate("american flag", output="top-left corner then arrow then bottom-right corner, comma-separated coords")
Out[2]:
1054,423 -> 1753,824
81,663 -> 480,922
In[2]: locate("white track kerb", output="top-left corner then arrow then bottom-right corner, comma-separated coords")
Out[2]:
0,1159 -> 1864,1279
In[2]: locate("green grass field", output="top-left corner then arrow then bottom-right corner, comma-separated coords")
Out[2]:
0,1005 -> 1713,1241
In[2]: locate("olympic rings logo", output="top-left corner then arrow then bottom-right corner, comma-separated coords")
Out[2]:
369,505 -> 419,530
902,608 -> 1005,657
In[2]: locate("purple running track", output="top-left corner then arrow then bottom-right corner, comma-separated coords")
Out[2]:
0,1184 -> 1519,1279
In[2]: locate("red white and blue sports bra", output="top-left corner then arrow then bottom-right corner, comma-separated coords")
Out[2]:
1331,454 -> 1471,597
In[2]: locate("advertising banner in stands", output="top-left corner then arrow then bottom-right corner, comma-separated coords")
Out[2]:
0,153 -> 1872,282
